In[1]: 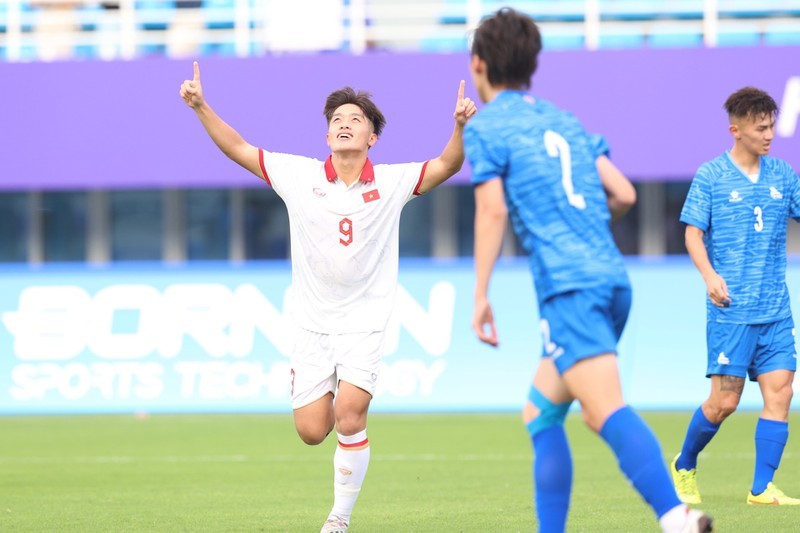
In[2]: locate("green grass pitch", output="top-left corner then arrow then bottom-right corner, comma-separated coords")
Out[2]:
1,411 -> 799,532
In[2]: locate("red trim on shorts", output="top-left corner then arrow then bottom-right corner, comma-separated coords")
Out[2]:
258,148 -> 271,186
413,160 -> 430,196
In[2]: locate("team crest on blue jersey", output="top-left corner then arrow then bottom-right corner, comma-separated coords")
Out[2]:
729,190 -> 742,202
770,187 -> 783,199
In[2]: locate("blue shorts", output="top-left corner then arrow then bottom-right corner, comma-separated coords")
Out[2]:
539,285 -> 631,375
706,316 -> 797,381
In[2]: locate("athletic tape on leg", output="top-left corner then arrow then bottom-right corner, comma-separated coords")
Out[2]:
526,387 -> 571,436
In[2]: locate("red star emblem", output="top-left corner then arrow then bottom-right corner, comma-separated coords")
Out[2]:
362,190 -> 381,203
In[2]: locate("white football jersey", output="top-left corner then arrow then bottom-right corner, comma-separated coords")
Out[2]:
259,149 -> 428,333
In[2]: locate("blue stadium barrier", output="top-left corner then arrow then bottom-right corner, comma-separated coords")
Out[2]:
597,31 -> 645,49
541,31 -> 585,50
9,1 -> 36,32
720,0 -> 800,19
76,2 -> 102,32
440,0 -> 587,25
717,24 -> 762,46
137,0 -> 176,31
1,3 -> 799,62
203,0 -> 236,30
199,41 -> 238,56
439,0 -> 469,25
648,24 -> 704,47
601,0 -> 703,21
764,22 -> 800,45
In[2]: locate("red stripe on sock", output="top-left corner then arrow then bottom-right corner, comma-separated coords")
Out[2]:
338,438 -> 369,449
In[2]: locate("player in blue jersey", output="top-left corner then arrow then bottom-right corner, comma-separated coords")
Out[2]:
465,8 -> 712,533
671,87 -> 800,506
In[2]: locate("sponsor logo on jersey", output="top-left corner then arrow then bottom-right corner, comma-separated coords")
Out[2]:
729,191 -> 742,202
770,187 -> 783,200
312,187 -> 326,198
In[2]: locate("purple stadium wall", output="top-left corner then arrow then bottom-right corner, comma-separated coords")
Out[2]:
1,47 -> 798,190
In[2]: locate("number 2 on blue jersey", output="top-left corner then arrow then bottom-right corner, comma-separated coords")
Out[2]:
545,130 -> 586,210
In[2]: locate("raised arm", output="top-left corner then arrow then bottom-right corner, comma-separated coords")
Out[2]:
180,61 -> 263,179
416,80 -> 478,195
472,178 -> 508,347
685,224 -> 730,307
596,155 -> 636,221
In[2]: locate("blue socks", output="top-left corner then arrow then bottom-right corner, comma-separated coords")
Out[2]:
752,418 -> 788,495
530,405 -> 682,528
676,407 -> 721,471
600,406 -> 681,518
532,425 -> 572,533
676,409 -> 789,495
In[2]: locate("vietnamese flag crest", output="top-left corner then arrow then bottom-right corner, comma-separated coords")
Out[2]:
362,189 -> 381,203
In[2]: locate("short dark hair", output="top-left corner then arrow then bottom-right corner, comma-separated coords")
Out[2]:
471,8 -> 543,89
324,87 -> 386,137
724,87 -> 778,121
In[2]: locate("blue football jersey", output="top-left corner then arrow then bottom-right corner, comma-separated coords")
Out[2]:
464,91 -> 629,304
680,152 -> 800,324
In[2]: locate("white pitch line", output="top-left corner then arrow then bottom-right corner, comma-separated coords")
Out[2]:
0,451 -> 790,465
0,455 -> 249,464
0,453 -> 532,465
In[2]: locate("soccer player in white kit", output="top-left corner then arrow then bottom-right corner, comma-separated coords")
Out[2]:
180,61 -> 476,532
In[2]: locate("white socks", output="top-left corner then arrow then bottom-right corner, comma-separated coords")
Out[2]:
329,429 -> 370,523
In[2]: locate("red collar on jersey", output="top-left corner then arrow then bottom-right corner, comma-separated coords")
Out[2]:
324,156 -> 375,184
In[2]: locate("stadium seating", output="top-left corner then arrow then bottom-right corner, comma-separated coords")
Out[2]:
764,20 -> 800,45
648,22 -> 704,48
716,22 -> 763,47
0,0 -> 798,60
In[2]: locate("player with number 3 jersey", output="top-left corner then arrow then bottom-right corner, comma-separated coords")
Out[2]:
672,87 -> 800,507
180,62 -> 476,533
465,8 -> 712,533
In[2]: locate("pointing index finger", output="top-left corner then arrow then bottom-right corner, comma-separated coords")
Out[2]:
193,61 -> 200,82
457,80 -> 465,101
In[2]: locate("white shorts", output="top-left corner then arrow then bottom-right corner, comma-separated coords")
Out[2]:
290,328 -> 385,409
